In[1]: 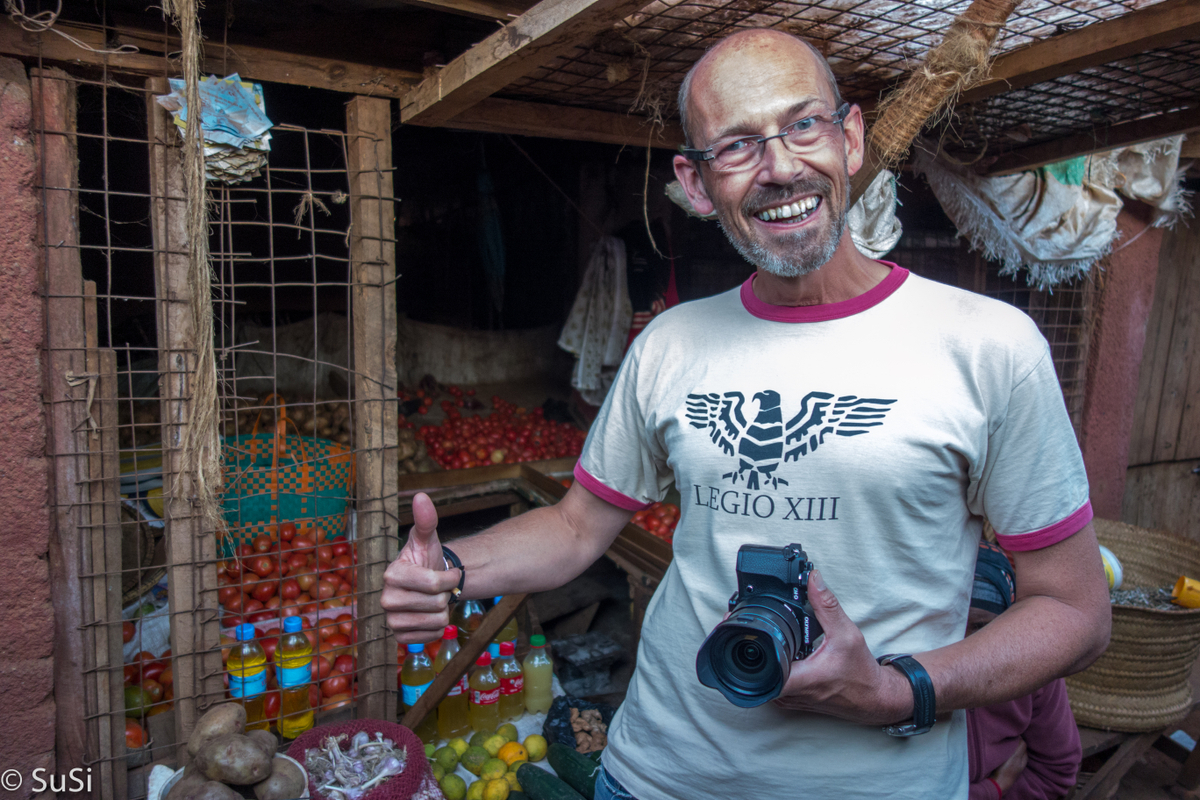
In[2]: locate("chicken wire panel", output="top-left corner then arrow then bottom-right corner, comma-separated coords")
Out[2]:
500,0 -> 1168,117
947,39 -> 1200,155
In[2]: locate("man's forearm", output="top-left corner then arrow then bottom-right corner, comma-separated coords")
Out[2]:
437,485 -> 633,600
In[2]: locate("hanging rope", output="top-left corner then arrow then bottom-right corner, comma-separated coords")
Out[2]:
4,0 -> 139,55
163,0 -> 223,529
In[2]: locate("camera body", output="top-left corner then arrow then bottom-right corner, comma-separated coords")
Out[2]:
696,543 -> 823,707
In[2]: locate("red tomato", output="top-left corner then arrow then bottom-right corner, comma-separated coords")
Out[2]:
316,618 -> 339,640
279,522 -> 297,542
333,654 -> 356,675
333,555 -> 354,581
321,674 -> 351,698
309,684 -> 321,709
265,596 -> 282,611
223,613 -> 245,628
316,545 -> 334,563
336,583 -> 354,598
316,580 -> 337,601
296,573 -> 317,593
336,613 -> 354,637
287,553 -> 308,573
331,541 -> 351,558
314,654 -> 334,680
292,536 -> 316,553
236,544 -> 255,559
302,628 -> 318,650
252,580 -> 277,602
260,637 -> 279,662
141,660 -> 168,683
300,601 -> 319,616
243,598 -> 265,615
125,719 -> 145,749
247,610 -> 277,624
280,578 -> 301,601
218,585 -> 241,605
123,663 -> 140,686
280,604 -> 301,619
141,678 -> 164,703
324,633 -> 350,652
122,621 -> 136,644
252,535 -> 274,554
263,690 -> 281,720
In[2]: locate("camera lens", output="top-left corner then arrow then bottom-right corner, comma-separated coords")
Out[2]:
696,597 -> 802,708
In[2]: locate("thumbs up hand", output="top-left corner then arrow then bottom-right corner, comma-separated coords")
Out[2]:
383,493 -> 461,644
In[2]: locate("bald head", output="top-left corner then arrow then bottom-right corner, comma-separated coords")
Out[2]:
677,30 -> 843,147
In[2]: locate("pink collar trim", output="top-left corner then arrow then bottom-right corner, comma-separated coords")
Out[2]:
740,262 -> 909,323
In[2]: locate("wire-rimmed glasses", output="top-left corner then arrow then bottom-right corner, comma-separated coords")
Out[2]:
680,103 -> 851,172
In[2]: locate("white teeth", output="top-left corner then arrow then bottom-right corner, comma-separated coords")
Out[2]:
757,196 -> 820,222
790,202 -> 801,216
768,208 -> 777,220
778,204 -> 792,219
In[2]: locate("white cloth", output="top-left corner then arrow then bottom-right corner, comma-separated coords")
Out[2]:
576,266 -> 1090,800
664,171 -> 903,258
558,236 -> 632,406
915,136 -> 1188,289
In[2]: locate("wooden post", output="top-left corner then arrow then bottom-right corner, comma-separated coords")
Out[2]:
347,95 -> 400,722
32,66 -> 105,796
146,77 -> 222,761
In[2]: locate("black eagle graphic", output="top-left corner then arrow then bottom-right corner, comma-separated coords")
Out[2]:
685,390 -> 897,489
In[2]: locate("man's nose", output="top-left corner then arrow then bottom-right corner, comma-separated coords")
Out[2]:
756,135 -> 806,185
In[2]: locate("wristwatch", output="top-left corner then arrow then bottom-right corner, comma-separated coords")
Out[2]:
876,654 -> 936,737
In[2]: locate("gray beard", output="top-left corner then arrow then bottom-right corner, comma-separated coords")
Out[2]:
718,208 -> 846,278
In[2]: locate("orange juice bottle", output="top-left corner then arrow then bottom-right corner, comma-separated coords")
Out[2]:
468,652 -> 500,733
491,596 -> 518,647
434,625 -> 470,740
523,634 -> 553,714
275,616 -> 313,739
495,641 -> 525,722
401,643 -> 438,743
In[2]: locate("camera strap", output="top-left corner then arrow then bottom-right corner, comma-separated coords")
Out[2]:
876,654 -> 936,736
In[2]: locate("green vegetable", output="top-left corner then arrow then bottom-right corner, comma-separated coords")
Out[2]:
124,686 -> 150,718
546,743 -> 601,798
515,764 -> 585,800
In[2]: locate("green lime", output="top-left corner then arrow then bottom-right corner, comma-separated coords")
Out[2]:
440,773 -> 467,800
432,763 -> 446,782
497,723 -> 519,743
469,730 -> 492,749
434,746 -> 460,772
449,737 -> 470,757
424,742 -> 436,758
462,745 -> 490,776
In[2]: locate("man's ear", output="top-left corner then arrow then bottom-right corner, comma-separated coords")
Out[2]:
673,155 -> 715,216
843,104 -> 866,177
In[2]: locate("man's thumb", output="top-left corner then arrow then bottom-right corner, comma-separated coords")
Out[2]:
807,569 -> 849,633
411,493 -> 440,543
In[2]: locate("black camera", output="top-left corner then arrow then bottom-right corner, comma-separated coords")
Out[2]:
696,542 -> 823,707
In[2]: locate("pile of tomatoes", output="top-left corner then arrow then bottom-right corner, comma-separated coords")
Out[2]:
122,640 -> 174,728
217,522 -> 357,629
415,397 -> 586,471
631,502 -> 680,544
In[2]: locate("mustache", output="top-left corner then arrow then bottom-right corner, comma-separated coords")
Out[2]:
742,178 -> 833,215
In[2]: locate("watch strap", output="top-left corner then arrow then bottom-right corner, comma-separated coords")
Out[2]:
441,545 -> 465,604
877,653 -> 935,736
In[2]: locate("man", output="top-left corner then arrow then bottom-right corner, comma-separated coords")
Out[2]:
383,29 -> 1110,798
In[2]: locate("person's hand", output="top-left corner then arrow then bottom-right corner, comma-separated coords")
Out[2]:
771,569 -> 913,725
990,738 -> 1027,793
381,493 -> 460,644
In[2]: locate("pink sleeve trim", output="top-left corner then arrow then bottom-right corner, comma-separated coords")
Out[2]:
573,463 -> 653,512
995,501 -> 1094,552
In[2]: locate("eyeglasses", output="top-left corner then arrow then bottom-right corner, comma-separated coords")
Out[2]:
680,103 -> 851,172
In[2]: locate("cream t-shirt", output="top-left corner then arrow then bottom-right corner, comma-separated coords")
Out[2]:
575,266 -> 1092,799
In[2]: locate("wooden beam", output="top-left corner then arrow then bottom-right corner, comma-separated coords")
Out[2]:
404,0 -> 533,22
0,19 -> 419,98
961,0 -> 1200,105
400,0 -> 651,127
347,95 -> 401,724
146,77 -> 222,763
441,96 -> 683,148
985,105 -> 1200,175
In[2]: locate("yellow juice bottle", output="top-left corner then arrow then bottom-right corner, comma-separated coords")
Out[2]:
228,623 -> 269,731
455,599 -> 485,645
275,616 -> 313,739
495,641 -> 525,722
401,643 -> 438,743
522,634 -> 553,714
434,625 -> 471,740
468,652 -> 500,734
491,596 -> 519,647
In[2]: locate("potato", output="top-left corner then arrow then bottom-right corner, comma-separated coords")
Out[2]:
245,729 -> 278,758
187,704 -> 246,757
185,782 -> 242,800
253,756 -> 307,800
194,733 -> 272,785
164,766 -> 207,800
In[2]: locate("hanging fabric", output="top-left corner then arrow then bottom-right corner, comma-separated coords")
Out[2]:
557,237 -> 632,407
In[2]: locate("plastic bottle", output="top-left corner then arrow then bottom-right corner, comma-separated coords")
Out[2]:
523,634 -> 553,715
495,641 -> 525,722
228,623 -> 269,731
275,616 -> 313,739
488,643 -> 500,660
434,625 -> 470,740
401,643 -> 438,743
491,596 -> 519,647
455,599 -> 486,645
468,652 -> 501,733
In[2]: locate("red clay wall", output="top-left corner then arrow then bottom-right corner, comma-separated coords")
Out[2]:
0,57 -> 57,795
1080,205 -> 1164,521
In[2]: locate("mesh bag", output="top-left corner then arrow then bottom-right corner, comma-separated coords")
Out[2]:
287,720 -> 441,800
221,395 -> 355,556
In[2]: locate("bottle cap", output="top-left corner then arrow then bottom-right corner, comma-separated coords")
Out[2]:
499,641 -> 515,656
235,623 -> 256,642
494,596 -> 503,604
530,634 -> 546,647
488,643 -> 500,659
475,653 -> 491,666
407,643 -> 425,653
443,625 -> 458,639
283,616 -> 303,633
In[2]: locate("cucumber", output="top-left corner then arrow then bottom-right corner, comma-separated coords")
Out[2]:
516,763 -> 586,800
546,743 -> 602,798
508,793 -> 530,800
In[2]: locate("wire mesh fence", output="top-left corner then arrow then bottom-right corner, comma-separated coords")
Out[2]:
36,59 -> 399,799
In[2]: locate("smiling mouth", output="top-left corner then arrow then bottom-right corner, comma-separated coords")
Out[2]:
754,196 -> 820,223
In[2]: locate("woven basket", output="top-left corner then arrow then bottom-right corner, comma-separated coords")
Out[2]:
1064,519 -> 1200,731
